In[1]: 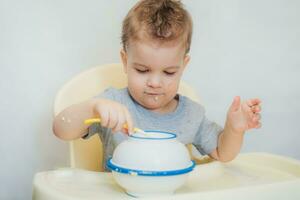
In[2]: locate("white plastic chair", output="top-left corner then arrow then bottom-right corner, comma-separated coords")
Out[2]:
54,63 -> 208,172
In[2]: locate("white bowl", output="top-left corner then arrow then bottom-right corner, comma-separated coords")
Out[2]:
107,131 -> 195,197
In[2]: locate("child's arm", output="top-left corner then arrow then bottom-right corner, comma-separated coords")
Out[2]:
209,96 -> 262,162
53,98 -> 134,140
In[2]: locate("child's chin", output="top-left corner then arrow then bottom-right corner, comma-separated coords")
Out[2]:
142,101 -> 161,110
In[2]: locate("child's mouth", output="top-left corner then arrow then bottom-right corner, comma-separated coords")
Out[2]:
145,92 -> 163,96
144,92 -> 164,101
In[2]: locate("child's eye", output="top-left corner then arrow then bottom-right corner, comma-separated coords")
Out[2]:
136,68 -> 149,73
164,71 -> 176,75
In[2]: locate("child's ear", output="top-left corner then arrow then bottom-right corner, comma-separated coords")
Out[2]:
183,54 -> 190,69
120,49 -> 128,73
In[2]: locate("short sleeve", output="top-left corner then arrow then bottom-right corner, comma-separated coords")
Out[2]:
193,115 -> 223,155
96,87 -> 117,100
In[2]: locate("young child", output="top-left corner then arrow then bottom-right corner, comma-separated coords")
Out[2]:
53,0 -> 261,171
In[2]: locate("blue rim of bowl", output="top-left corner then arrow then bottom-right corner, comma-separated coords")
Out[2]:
129,130 -> 177,140
106,159 -> 196,176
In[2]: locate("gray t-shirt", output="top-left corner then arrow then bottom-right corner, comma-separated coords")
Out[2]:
83,87 -> 223,171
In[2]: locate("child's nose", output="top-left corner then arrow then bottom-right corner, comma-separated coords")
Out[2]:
146,75 -> 162,88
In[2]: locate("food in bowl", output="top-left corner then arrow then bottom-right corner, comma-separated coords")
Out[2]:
107,131 -> 195,197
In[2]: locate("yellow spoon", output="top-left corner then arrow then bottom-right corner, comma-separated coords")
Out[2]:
84,118 -> 145,134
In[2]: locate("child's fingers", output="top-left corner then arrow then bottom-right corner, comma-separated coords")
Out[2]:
252,113 -> 261,122
247,113 -> 261,129
107,109 -> 118,129
94,101 -> 132,134
98,108 -> 109,127
118,108 -> 128,132
255,122 -> 262,129
113,110 -> 126,133
123,107 -> 134,134
251,105 -> 261,113
229,96 -> 241,112
241,101 -> 252,113
246,98 -> 261,107
243,112 -> 258,127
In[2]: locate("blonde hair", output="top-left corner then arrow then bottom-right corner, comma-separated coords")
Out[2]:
121,0 -> 193,54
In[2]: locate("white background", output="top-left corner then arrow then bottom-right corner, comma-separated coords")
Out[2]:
0,0 -> 299,199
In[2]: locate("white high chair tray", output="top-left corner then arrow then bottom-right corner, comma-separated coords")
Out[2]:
33,153 -> 300,200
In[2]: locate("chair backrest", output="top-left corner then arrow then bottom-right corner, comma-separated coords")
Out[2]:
54,63 -> 201,171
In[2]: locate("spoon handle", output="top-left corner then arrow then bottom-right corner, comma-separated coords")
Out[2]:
84,118 -> 143,133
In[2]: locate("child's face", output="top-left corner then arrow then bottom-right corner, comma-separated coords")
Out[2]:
121,40 -> 190,113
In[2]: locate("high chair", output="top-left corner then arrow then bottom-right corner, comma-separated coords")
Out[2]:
34,63 -> 300,199
54,63 -> 210,172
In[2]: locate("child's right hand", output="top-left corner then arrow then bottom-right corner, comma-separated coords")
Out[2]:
93,98 -> 133,134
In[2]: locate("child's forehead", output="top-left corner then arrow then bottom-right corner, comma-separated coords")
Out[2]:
127,41 -> 185,68
128,40 -> 186,60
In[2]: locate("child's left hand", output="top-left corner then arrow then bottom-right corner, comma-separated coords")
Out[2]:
225,96 -> 262,134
